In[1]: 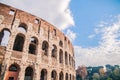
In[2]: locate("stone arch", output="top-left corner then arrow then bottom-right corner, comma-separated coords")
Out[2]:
13,33 -> 25,51
69,74 -> 71,80
69,54 -> 71,65
28,37 -> 38,55
59,49 -> 63,64
0,28 -> 11,46
53,29 -> 56,36
5,63 -> 20,80
59,40 -> 63,47
51,44 -> 57,58
65,51 -> 68,65
42,40 -> 49,56
59,71 -> 64,80
40,69 -> 47,80
18,23 -> 27,32
65,73 -> 68,80
51,70 -> 57,80
24,66 -> 34,80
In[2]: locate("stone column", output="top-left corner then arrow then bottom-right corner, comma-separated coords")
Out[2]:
63,50 -> 65,69
18,64 -> 25,80
7,18 -> 20,50
56,72 -> 59,80
47,69 -> 51,80
36,39 -> 42,64
6,32 -> 16,51
33,64 -> 40,80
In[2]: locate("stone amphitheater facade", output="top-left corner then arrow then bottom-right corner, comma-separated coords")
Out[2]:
0,3 -> 76,80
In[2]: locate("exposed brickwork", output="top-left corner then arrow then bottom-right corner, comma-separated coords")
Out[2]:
0,3 -> 76,80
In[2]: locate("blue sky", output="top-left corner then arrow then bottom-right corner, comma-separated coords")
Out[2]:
69,0 -> 120,47
1,0 -> 120,67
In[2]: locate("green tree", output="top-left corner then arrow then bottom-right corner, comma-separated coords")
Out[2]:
110,67 -> 120,80
92,73 -> 100,80
107,78 -> 112,80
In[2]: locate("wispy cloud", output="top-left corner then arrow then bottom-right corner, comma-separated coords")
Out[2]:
88,34 -> 95,39
75,15 -> 120,68
0,0 -> 74,30
66,29 -> 76,42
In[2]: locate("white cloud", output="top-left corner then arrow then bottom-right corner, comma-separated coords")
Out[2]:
88,34 -> 95,39
0,0 -> 74,30
75,15 -> 120,68
66,29 -> 76,42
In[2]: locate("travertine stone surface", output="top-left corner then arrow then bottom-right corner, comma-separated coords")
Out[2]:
0,3 -> 76,80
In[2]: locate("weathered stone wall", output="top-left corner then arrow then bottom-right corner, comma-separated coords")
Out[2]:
0,3 -> 76,80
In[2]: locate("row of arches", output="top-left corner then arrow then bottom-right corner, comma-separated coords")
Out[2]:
0,28 -> 75,68
0,22 -> 72,49
5,64 -> 75,80
0,28 -> 70,54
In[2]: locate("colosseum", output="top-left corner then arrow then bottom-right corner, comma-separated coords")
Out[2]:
0,3 -> 76,80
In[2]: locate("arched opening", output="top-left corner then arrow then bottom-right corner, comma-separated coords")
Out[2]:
69,54 -> 71,65
40,69 -> 47,80
72,58 -> 74,67
24,67 -> 33,80
28,37 -> 38,55
5,64 -> 20,80
51,70 -> 57,80
59,71 -> 64,80
51,44 -> 57,58
13,33 -> 25,51
0,29 -> 10,46
59,49 -> 63,64
65,73 -> 68,80
59,40 -> 63,47
42,41 -> 49,56
70,74 -> 71,80
53,29 -> 56,36
65,52 -> 68,65
18,23 -> 27,32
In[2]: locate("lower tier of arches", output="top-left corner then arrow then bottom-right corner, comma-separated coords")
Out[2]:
1,63 -> 76,80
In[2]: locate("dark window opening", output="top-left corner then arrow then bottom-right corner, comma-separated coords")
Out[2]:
42,41 -> 49,56
13,34 -> 25,51
59,72 -> 63,80
65,52 -> 68,65
51,70 -> 57,80
59,40 -> 63,47
53,29 -> 56,36
9,65 -> 18,72
69,55 -> 71,65
8,77 -> 14,80
0,31 -> 4,44
66,73 -> 68,80
70,74 -> 71,80
40,69 -> 47,80
59,49 -> 63,64
64,37 -> 66,41
28,37 -> 38,55
51,45 -> 57,58
24,67 -> 33,80
29,44 -> 36,54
